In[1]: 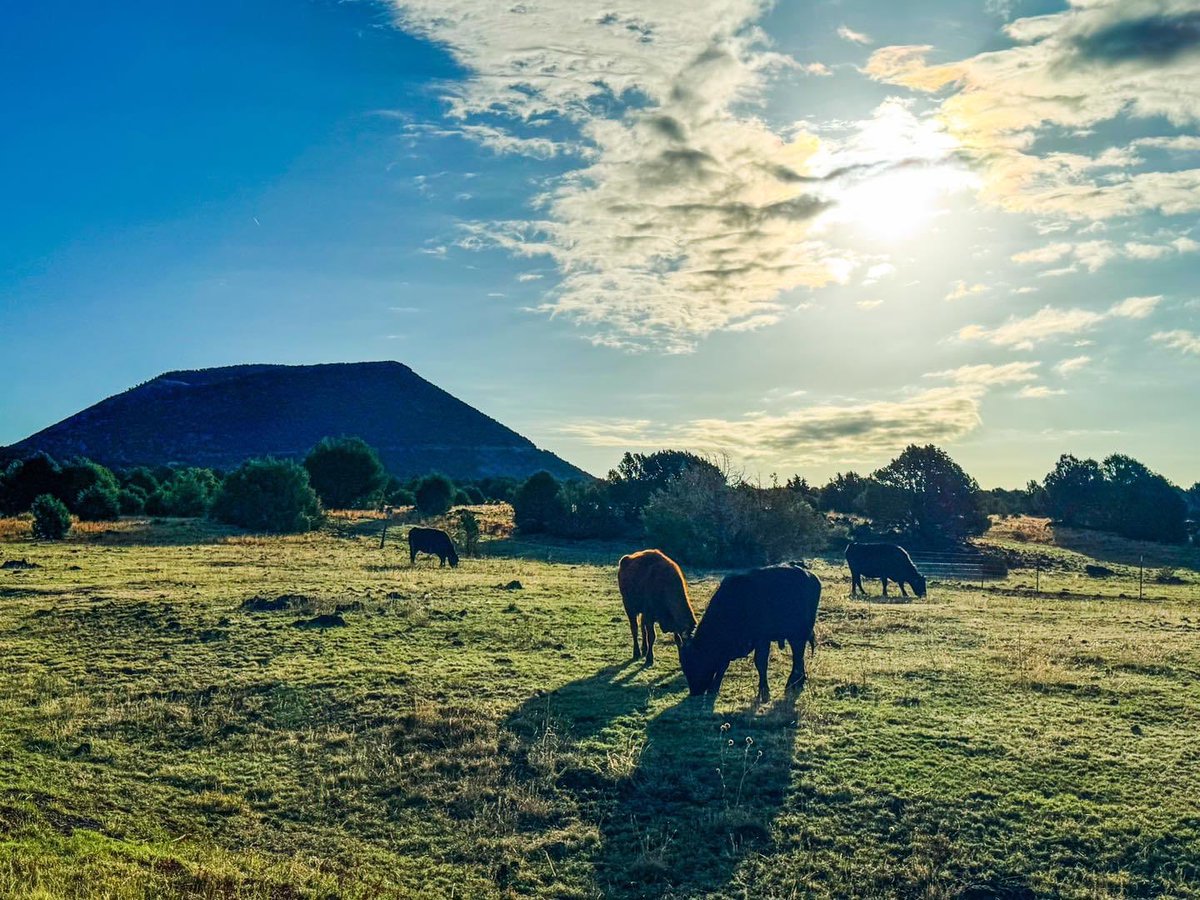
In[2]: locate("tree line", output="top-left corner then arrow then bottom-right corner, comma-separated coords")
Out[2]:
0,436 -> 517,538
2,438 -> 1195,560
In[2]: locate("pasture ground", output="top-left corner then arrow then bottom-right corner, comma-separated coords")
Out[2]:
1,512 -> 1199,899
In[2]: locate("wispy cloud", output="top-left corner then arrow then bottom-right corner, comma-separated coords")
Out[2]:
959,296 -> 1161,349
391,0 -> 857,351
945,280 -> 986,301
1054,355 -> 1091,376
1018,385 -> 1066,399
924,361 -> 1039,386
1152,329 -> 1200,355
1013,238 -> 1197,272
559,386 -> 983,466
837,25 -> 873,45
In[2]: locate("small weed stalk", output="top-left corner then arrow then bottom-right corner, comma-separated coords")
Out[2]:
716,722 -> 763,812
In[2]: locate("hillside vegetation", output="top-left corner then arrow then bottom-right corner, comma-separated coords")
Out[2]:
0,512 -> 1198,898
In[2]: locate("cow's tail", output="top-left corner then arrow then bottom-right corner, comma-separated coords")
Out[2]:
807,631 -> 817,656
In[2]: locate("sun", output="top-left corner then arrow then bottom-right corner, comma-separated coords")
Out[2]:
828,166 -> 966,243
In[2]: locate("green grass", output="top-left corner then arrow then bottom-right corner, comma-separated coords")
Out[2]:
1,513 -> 1199,898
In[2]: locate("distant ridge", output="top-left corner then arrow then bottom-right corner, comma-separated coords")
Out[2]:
4,361 -> 590,481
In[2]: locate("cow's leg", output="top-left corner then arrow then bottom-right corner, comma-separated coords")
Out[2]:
643,620 -> 656,667
709,661 -> 731,698
881,577 -> 889,597
754,642 -> 771,703
849,570 -> 860,595
410,547 -> 417,565
786,637 -> 808,695
627,613 -> 641,660
899,581 -> 909,597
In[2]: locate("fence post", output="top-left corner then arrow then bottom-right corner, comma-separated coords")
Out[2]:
1035,559 -> 1040,597
1138,555 -> 1144,601
380,520 -> 389,550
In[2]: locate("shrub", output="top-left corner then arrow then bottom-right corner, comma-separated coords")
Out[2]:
118,487 -> 146,515
150,468 -> 219,517
455,509 -> 481,557
121,467 -> 159,496
58,459 -> 119,512
303,436 -> 387,510
463,485 -> 486,505
31,494 -> 71,540
210,458 -> 322,533
453,489 -> 472,507
75,484 -> 121,521
817,471 -> 869,513
477,477 -> 519,503
553,480 -> 625,538
387,487 -> 416,508
606,450 -> 723,525
414,474 -> 455,517
643,467 -> 826,567
513,471 -> 565,534
0,453 -> 63,515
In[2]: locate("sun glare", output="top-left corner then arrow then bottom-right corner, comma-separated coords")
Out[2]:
827,166 -> 973,243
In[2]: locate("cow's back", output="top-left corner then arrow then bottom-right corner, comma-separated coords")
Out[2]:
618,549 -> 694,631
846,541 -> 910,576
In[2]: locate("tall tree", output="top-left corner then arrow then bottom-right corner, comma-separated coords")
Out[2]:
1042,454 -> 1107,527
871,444 -> 989,542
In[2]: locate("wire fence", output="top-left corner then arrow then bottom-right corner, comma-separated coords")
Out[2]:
899,548 -> 1200,602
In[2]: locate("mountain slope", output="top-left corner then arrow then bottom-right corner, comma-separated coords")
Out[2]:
4,361 -> 589,481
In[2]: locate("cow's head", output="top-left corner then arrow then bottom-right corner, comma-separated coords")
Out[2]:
910,572 -> 927,597
677,637 -> 715,696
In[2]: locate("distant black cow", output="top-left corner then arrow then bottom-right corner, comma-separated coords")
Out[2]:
679,562 -> 821,703
408,527 -> 459,567
845,542 -> 926,598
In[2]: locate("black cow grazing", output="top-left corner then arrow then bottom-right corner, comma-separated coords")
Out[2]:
408,527 -> 459,567
679,562 -> 821,703
845,542 -> 926,598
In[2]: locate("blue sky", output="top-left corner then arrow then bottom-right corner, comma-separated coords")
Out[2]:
3,0 -> 1197,487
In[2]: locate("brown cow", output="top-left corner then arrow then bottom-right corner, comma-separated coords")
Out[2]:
617,549 -> 697,667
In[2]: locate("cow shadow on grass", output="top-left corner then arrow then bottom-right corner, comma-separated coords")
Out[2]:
501,657 -> 802,898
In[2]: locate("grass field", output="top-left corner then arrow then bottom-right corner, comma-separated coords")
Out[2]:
1,512 -> 1199,898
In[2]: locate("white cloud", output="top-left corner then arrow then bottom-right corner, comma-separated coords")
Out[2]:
865,4 -> 1200,220
1014,237 -> 1195,271
857,299 -> 884,309
1110,295 -> 1161,319
1018,385 -> 1066,399
1152,329 -> 1200,355
1012,243 -> 1072,265
1054,355 -> 1091,376
392,0 -> 857,350
924,361 -> 1040,386
837,25 -> 873,45
863,262 -> 896,284
945,280 -> 987,301
960,296 -> 1161,348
